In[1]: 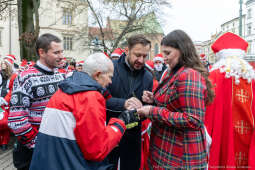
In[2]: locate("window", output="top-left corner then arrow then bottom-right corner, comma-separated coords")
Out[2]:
247,23 -> 252,35
62,9 -> 72,25
248,8 -> 252,19
0,29 -> 2,46
248,41 -> 252,54
63,35 -> 73,51
154,43 -> 159,56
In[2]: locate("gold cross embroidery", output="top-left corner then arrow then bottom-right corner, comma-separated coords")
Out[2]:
235,152 -> 248,166
236,89 -> 249,103
234,120 -> 251,135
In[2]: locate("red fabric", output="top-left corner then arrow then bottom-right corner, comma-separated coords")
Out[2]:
152,79 -> 158,92
0,73 -> 17,145
0,107 -> 10,145
140,119 -> 151,170
211,32 -> 248,53
140,79 -> 157,170
58,68 -> 68,74
148,67 -> 207,168
0,107 -> 9,130
47,90 -> 126,161
205,69 -> 255,170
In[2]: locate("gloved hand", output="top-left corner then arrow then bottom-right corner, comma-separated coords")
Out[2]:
0,97 -> 8,106
118,109 -> 140,125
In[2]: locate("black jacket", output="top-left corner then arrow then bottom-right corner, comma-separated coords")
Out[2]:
106,53 -> 153,170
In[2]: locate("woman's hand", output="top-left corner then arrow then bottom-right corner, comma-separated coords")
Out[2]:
142,91 -> 154,104
124,97 -> 143,110
137,105 -> 152,118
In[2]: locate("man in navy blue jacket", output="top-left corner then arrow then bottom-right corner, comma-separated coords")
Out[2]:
106,34 -> 153,170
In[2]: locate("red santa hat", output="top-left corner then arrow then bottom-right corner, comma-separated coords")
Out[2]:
153,53 -> 164,63
4,54 -> 16,65
200,53 -> 207,61
211,32 -> 248,58
76,61 -> 84,66
210,32 -> 255,84
145,60 -> 154,71
111,48 -> 124,58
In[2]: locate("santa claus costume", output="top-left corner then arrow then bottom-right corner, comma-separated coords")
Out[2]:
205,32 -> 255,170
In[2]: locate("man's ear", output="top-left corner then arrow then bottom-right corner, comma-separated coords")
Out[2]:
38,48 -> 45,57
92,71 -> 101,81
124,47 -> 129,55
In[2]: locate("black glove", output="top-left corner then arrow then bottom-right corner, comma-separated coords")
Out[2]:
118,109 -> 139,125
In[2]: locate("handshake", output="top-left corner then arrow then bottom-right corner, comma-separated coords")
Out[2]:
118,109 -> 140,129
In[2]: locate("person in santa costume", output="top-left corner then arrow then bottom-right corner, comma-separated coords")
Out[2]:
153,53 -> 167,81
200,53 -> 212,71
205,32 -> 255,170
76,60 -> 84,72
111,48 -> 124,60
0,54 -> 18,151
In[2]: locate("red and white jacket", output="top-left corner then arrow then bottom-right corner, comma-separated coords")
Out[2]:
30,71 -> 126,170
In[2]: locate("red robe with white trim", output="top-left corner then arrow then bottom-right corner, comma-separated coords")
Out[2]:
205,69 -> 255,170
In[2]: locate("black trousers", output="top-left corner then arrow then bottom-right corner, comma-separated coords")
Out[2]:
13,141 -> 33,170
107,125 -> 141,170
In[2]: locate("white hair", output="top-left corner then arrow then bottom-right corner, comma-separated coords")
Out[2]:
82,52 -> 113,76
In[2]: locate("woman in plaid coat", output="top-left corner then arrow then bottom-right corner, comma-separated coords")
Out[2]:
137,30 -> 215,169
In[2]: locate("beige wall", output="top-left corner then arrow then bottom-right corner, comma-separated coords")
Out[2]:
0,0 -> 89,64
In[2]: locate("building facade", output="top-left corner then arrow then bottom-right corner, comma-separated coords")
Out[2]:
89,12 -> 164,60
0,0 -> 89,63
200,0 -> 255,64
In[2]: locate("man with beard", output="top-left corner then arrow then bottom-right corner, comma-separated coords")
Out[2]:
106,34 -> 153,170
8,33 -> 65,170
153,53 -> 167,81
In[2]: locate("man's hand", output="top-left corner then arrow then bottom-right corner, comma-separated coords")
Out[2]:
142,91 -> 154,104
124,97 -> 142,110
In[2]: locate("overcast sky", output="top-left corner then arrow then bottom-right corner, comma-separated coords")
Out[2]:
162,0 -> 241,41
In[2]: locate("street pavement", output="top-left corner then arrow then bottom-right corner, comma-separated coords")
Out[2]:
0,137 -> 15,170
0,149 -> 15,170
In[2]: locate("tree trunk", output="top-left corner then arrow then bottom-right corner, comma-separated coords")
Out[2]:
18,0 -> 40,61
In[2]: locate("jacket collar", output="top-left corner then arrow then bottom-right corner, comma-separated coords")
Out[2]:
34,61 -> 55,75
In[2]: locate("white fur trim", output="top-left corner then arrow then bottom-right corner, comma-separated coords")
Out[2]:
4,56 -> 15,61
111,53 -> 121,57
145,63 -> 153,71
210,56 -> 255,84
4,59 -> 13,66
153,57 -> 164,63
216,49 -> 246,59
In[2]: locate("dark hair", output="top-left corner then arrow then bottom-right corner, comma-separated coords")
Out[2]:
127,34 -> 151,50
35,33 -> 61,56
161,30 -> 214,104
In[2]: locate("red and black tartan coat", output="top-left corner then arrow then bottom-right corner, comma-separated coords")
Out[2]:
147,66 -> 208,169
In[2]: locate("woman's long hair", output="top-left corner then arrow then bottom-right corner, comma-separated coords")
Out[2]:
161,29 -> 214,104
1,61 -> 13,79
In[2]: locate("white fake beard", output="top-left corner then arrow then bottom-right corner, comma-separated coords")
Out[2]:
154,64 -> 163,71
